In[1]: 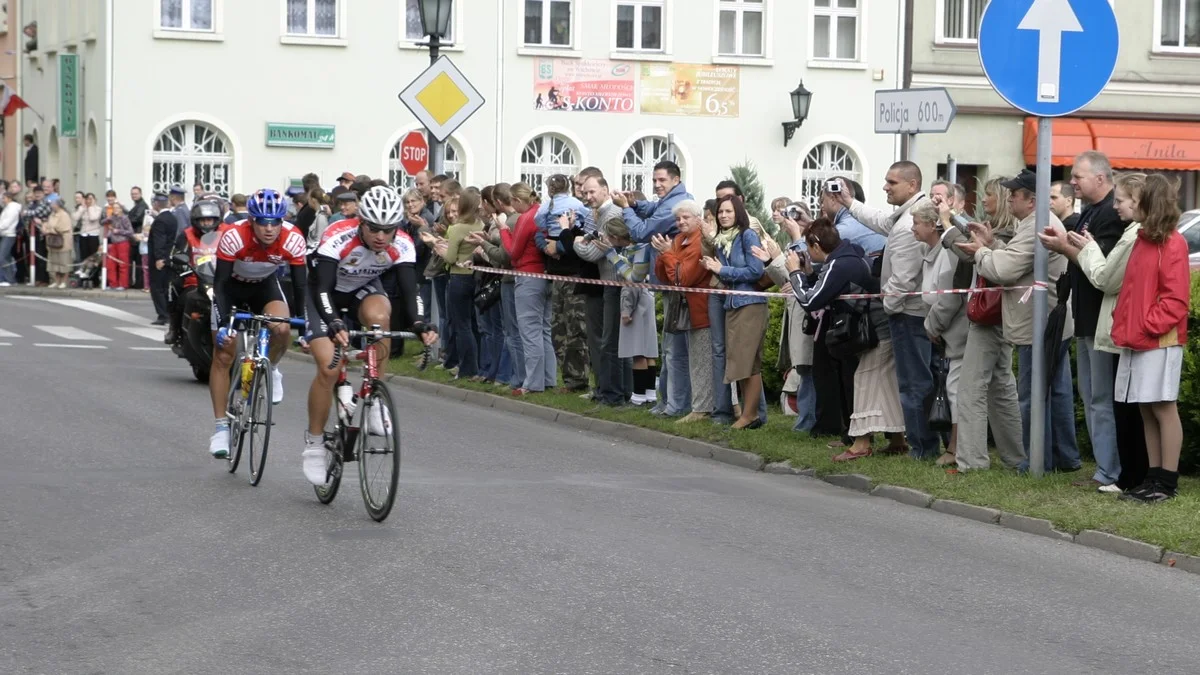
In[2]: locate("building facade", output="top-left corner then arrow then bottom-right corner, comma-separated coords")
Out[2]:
19,0 -> 903,211
1,0 -> 24,180
909,0 -> 1200,210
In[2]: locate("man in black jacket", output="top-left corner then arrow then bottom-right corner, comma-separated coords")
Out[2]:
148,193 -> 177,324
128,186 -> 150,289
1067,150 -> 1140,491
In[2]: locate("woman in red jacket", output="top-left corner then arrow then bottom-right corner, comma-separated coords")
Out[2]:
501,183 -> 553,395
1110,174 -> 1189,503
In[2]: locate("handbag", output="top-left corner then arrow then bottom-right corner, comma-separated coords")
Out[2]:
823,297 -> 878,360
967,274 -> 1002,325
473,273 -> 502,311
928,355 -> 953,432
662,291 -> 691,333
46,233 -> 65,250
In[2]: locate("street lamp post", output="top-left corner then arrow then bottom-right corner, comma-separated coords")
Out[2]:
417,0 -> 454,177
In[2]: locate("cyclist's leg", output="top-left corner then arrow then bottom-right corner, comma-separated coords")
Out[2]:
305,289 -> 345,437
357,291 -> 393,366
262,278 -> 292,365
209,283 -> 249,419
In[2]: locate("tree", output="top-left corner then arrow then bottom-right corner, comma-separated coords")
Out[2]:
728,161 -> 790,249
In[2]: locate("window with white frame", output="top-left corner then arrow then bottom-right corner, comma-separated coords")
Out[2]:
389,137 -> 463,190
524,0 -> 573,47
812,0 -> 859,60
798,142 -> 860,214
616,1 -> 664,51
404,0 -> 456,43
621,136 -> 676,194
160,0 -> 214,31
717,0 -> 764,57
520,134 -> 579,198
937,0 -> 986,44
285,0 -> 338,37
152,122 -> 233,198
1160,0 -> 1200,50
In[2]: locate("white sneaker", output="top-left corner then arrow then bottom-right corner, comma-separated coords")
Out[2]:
0,282 -> 10,287
271,366 -> 284,405
630,392 -> 646,405
302,434 -> 328,485
209,426 -> 231,458
366,402 -> 392,436
1098,483 -> 1122,494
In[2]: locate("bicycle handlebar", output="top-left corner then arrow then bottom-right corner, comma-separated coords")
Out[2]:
327,330 -> 428,371
230,312 -> 308,330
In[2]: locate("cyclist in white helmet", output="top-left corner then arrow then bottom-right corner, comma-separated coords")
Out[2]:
301,185 -> 438,485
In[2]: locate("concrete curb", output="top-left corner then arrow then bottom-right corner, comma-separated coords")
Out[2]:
311,363 -> 1200,577
0,286 -> 146,301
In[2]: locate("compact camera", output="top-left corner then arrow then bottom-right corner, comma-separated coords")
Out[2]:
785,205 -> 805,221
825,179 -> 843,194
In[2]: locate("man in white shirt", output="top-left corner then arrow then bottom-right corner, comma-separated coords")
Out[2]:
0,192 -> 23,285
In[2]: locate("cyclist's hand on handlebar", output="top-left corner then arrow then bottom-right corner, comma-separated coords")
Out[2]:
216,327 -> 236,347
327,319 -> 350,348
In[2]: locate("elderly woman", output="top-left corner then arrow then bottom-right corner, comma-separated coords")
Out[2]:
912,202 -> 968,466
605,218 -> 658,405
789,218 -> 906,461
702,195 -> 768,430
942,177 -> 1025,473
653,200 -> 715,423
44,196 -> 75,289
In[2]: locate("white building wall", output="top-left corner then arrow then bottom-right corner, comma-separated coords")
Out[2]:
25,0 -> 901,210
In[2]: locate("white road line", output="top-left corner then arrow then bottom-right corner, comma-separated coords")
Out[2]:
116,326 -> 166,341
0,329 -> 21,338
34,325 -> 112,341
130,346 -> 172,351
32,343 -> 108,350
15,297 -> 152,324
0,342 -> 11,347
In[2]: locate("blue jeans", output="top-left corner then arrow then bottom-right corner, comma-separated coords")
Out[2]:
1077,337 -> 1120,484
596,287 -> 625,405
657,329 -> 691,415
446,274 -> 479,378
433,274 -> 457,369
514,276 -> 555,391
501,282 -> 524,388
708,294 -> 766,424
0,236 -> 16,284
1017,341 -> 1082,473
477,300 -> 506,382
792,368 -> 818,433
888,314 -> 940,459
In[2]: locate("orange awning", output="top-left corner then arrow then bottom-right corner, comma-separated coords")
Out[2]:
1023,117 -> 1200,171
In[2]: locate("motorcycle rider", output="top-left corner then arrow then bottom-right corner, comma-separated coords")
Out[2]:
165,200 -> 223,350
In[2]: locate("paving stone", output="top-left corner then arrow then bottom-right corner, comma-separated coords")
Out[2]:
870,485 -> 933,508
666,436 -> 714,460
764,461 -> 812,476
998,513 -> 1074,542
710,446 -> 765,471
930,500 -> 1002,524
1164,552 -> 1200,575
1076,530 -> 1164,563
822,473 -> 873,492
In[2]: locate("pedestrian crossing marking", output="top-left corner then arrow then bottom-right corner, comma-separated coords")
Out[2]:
0,329 -> 20,338
130,347 -> 172,351
33,325 -> 111,341
17,297 -> 150,324
116,326 -> 166,341
32,343 -> 108,350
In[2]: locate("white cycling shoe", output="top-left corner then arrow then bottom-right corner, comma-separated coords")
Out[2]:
271,366 -> 284,405
302,433 -> 328,485
366,402 -> 392,436
209,425 -> 231,459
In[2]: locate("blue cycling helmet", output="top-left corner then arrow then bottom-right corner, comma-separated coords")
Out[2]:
247,188 -> 288,223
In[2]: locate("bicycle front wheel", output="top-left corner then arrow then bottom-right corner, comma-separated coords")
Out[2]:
357,380 -> 401,522
225,360 -> 245,473
246,359 -> 273,486
314,397 -> 343,504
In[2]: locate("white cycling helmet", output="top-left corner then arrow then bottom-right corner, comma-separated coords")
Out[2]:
357,186 -> 405,230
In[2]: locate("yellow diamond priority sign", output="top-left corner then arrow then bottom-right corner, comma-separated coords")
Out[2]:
399,56 -> 485,143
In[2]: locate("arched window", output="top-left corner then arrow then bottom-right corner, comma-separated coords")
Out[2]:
152,121 -> 233,198
519,133 -> 579,197
799,141 -> 861,213
620,135 -> 677,194
388,136 -> 463,190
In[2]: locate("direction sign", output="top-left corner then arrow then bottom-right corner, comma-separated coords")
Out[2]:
874,88 -> 957,134
979,0 -> 1119,117
398,55 -> 486,143
398,131 -> 429,175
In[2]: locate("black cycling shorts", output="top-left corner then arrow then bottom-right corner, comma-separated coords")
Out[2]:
306,279 -> 388,340
211,277 -> 288,331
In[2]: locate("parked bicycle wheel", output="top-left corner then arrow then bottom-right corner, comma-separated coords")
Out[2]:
357,380 -> 401,522
314,397 -> 344,504
246,358 -> 273,486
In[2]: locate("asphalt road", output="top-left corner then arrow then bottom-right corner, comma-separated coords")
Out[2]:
2,292 -> 1200,675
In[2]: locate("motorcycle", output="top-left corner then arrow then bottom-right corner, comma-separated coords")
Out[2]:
170,231 -> 220,383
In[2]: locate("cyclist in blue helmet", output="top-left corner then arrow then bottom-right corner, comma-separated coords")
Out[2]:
205,188 -> 309,459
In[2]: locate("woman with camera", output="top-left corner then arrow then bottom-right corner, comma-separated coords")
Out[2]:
787,218 -> 905,461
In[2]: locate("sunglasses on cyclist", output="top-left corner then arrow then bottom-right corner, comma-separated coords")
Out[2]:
361,221 -> 397,235
253,218 -> 283,228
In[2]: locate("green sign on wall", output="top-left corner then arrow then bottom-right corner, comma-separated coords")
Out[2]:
265,123 -> 335,149
58,54 -> 79,139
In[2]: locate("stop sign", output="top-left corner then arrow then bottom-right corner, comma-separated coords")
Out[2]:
399,131 -> 429,176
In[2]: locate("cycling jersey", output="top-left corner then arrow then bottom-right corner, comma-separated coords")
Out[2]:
314,218 -> 416,293
212,221 -> 308,330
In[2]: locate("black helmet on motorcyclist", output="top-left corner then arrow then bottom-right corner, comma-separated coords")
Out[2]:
191,200 -> 222,233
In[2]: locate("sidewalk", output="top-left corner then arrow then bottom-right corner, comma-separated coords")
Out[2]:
0,285 -> 149,301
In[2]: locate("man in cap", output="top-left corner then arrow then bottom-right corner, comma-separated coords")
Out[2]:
328,190 -> 358,225
956,168 -> 1080,474
169,185 -> 190,240
148,193 -> 177,324
285,185 -> 306,223
330,171 -> 355,199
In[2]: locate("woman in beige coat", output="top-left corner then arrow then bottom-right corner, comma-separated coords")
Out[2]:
44,198 -> 75,288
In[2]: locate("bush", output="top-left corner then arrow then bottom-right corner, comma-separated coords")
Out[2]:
1175,272 -> 1200,473
761,298 -> 787,400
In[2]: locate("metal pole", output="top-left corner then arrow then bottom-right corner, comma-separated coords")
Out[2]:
667,132 -> 677,163
947,155 -> 958,184
426,34 -> 445,178
907,133 -> 917,163
1029,116 -> 1052,478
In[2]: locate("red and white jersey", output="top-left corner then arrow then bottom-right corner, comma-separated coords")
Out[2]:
315,218 -> 416,292
216,220 -> 307,282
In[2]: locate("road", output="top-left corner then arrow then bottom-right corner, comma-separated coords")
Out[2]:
2,292 -> 1199,675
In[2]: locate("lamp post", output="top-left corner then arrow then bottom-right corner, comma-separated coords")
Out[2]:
782,81 -> 813,147
416,0 -> 454,176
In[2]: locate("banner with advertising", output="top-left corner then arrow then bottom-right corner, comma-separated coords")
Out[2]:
532,59 -> 637,114
639,63 -> 740,118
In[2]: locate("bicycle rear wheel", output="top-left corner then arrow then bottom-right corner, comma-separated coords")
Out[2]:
246,359 -> 273,486
314,398 -> 344,504
225,360 -> 246,473
357,380 -> 401,522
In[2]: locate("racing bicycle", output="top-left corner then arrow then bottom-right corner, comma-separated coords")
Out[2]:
314,324 -> 430,521
224,311 -> 307,486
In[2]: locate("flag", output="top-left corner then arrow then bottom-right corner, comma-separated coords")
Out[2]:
1,83 -> 29,117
